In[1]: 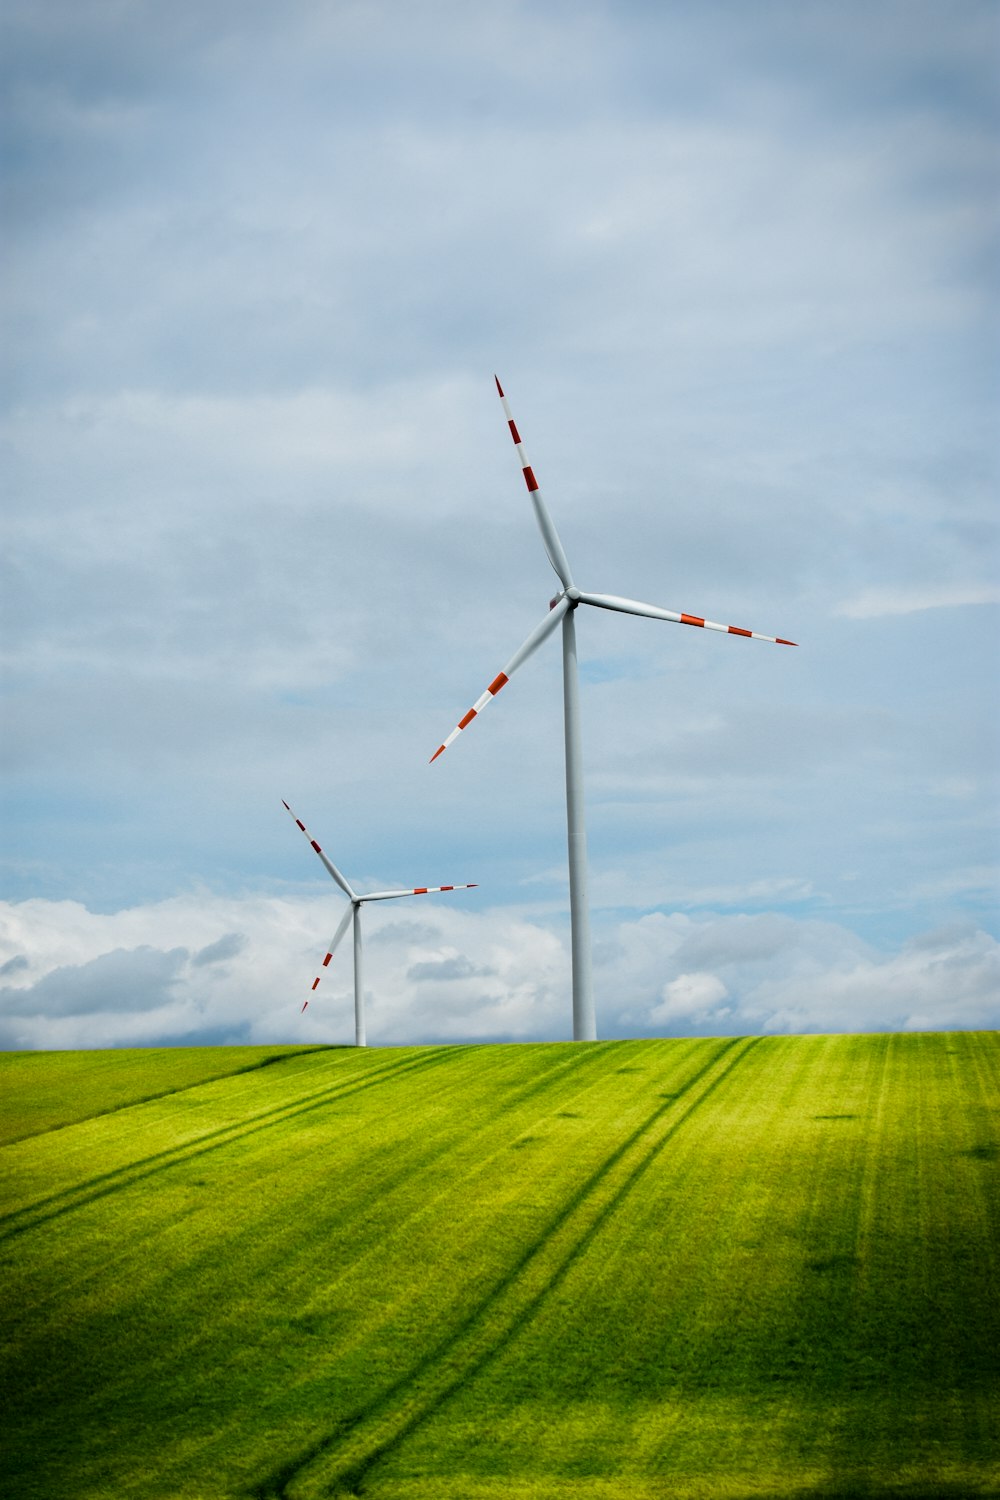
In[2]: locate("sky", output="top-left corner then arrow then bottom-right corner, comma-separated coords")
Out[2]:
1,0 -> 998,1050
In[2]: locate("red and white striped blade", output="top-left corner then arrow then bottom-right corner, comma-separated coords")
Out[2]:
495,376 -> 574,591
301,902 -> 353,1012
361,883 -> 478,903
282,800 -> 357,899
430,596 -> 571,762
575,591 -> 797,646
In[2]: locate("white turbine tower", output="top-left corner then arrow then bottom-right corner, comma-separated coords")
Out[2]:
431,377 -> 797,1044
283,800 -> 477,1046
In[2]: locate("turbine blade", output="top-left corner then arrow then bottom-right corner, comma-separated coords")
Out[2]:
495,376 -> 574,590
575,591 -> 797,646
361,883 -> 479,903
282,800 -> 357,899
430,596 -> 571,762
301,902 -> 353,1011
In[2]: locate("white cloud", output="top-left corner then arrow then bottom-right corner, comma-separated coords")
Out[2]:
834,584 -> 1000,619
2,896 -> 997,1052
651,971 -> 729,1024
0,895 -> 567,1049
745,923 -> 1000,1036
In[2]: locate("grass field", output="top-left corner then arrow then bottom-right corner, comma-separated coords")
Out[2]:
1,1033 -> 998,1499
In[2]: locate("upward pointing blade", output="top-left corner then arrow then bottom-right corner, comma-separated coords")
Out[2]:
301,902 -> 354,1012
495,377 -> 574,591
575,591 -> 798,646
281,800 -> 357,899
430,595 -> 571,762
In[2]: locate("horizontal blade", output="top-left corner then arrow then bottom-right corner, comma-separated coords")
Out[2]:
282,800 -> 357,899
575,591 -> 797,646
496,376 -> 574,590
301,902 -> 353,1012
430,595 -> 571,762
361,883 -> 478,903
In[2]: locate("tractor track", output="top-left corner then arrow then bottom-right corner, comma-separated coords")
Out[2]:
0,1042 -> 627,1248
0,1046 -> 339,1148
252,1035 -> 760,1500
4,1042 -> 634,1339
0,1047 -> 460,1243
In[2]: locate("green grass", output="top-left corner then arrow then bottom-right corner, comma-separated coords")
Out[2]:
1,1033 -> 997,1499
0,1044 -> 328,1145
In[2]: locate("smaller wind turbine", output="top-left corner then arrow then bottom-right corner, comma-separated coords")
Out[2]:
282,800 -> 477,1046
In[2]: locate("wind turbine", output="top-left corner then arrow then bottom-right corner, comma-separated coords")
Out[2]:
282,800 -> 477,1046
430,377 -> 796,1043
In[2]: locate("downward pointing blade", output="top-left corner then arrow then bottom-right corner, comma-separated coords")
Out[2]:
301,902 -> 354,1011
430,595 -> 571,761
575,591 -> 798,646
495,376 -> 574,590
361,883 -> 479,903
282,800 -> 357,899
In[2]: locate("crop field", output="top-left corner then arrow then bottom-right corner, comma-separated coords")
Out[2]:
1,1033 -> 998,1499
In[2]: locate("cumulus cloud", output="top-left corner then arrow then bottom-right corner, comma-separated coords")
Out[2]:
745,923 -> 1000,1035
651,971 -> 730,1024
191,932 -> 248,967
1,895 -> 997,1052
0,946 -> 188,1044
406,952 -> 493,982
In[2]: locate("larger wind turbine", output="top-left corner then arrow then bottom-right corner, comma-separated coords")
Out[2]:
283,800 -> 477,1046
431,378 -> 796,1043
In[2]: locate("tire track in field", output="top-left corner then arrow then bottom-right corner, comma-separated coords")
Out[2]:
1,1044 -> 620,1357
6,1047 -> 617,1340
0,1046 -> 338,1148
0,1048 -> 460,1243
0,1043 -> 609,1246
253,1036 -> 760,1500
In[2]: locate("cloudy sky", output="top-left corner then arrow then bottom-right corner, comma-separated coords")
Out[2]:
2,0 -> 998,1050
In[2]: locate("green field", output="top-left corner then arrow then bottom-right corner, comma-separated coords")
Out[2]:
1,1034 -> 998,1499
